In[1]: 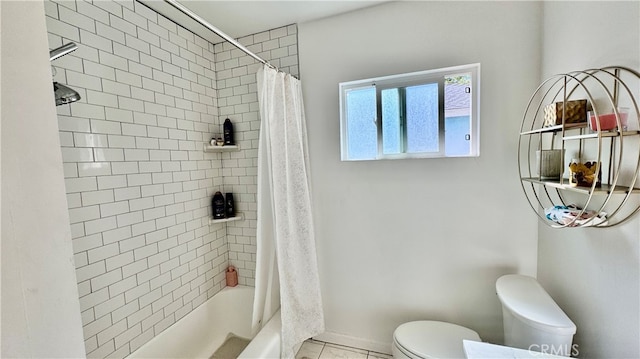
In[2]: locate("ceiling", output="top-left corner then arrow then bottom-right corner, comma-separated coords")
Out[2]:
140,1 -> 388,44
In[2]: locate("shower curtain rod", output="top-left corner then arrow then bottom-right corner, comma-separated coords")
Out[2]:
164,0 -> 277,71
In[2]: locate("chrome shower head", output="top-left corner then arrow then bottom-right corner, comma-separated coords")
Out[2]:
50,43 -> 81,106
53,82 -> 81,106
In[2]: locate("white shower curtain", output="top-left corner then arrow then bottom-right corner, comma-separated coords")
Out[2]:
253,64 -> 325,358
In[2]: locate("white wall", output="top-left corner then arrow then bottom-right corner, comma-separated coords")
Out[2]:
537,2 -> 640,358
299,1 -> 541,351
0,1 -> 86,357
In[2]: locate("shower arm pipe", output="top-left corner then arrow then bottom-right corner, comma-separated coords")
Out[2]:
163,0 -> 277,71
50,42 -> 78,61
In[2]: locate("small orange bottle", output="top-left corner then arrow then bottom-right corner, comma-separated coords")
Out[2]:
226,266 -> 238,287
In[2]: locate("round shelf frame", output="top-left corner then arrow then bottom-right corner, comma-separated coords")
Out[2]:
518,66 -> 640,228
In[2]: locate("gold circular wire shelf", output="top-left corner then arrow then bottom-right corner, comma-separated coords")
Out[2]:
518,66 -> 640,228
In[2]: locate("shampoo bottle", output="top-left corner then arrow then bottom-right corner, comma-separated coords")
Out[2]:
212,191 -> 225,219
225,192 -> 235,218
223,118 -> 234,145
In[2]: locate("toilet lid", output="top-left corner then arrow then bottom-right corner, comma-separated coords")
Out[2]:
394,321 -> 481,359
496,275 -> 576,335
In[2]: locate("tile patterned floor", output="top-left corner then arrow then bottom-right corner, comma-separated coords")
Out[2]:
295,339 -> 393,359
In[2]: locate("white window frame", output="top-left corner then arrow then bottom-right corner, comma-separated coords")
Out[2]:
339,63 -> 480,161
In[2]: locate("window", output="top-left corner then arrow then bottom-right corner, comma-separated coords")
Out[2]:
339,63 -> 480,161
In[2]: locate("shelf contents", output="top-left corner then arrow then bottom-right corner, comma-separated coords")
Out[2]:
205,118 -> 242,225
209,136 -> 226,146
223,118 -> 235,145
545,205 -> 606,227
588,107 -> 629,131
543,99 -> 589,127
212,191 -> 226,219
225,266 -> 238,287
211,191 -> 237,222
225,192 -> 235,218
536,149 -> 563,179
568,160 -> 601,187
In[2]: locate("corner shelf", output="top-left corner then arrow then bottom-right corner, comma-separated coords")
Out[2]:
203,144 -> 240,152
204,140 -> 242,226
208,213 -> 243,225
518,66 -> 640,228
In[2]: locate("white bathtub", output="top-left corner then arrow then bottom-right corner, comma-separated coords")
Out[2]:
128,286 -> 282,359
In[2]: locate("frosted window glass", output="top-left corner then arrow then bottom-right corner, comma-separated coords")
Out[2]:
445,116 -> 471,155
346,87 -> 377,160
339,63 -> 479,160
406,84 -> 439,153
382,88 -> 401,154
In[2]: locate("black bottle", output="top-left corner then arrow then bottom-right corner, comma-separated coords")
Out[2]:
212,191 -> 225,219
225,193 -> 235,218
223,118 -> 234,145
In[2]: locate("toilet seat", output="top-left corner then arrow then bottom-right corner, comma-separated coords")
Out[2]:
393,321 -> 481,358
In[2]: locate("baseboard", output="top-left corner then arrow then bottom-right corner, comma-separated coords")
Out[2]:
312,331 -> 392,355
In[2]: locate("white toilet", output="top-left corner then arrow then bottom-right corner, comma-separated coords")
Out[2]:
392,274 -> 576,358
392,320 -> 481,358
496,274 -> 576,356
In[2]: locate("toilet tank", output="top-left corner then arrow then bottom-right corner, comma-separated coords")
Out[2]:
496,275 -> 577,357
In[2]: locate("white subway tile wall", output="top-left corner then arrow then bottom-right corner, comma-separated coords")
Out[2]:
213,25 -> 299,287
46,0 -> 298,357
